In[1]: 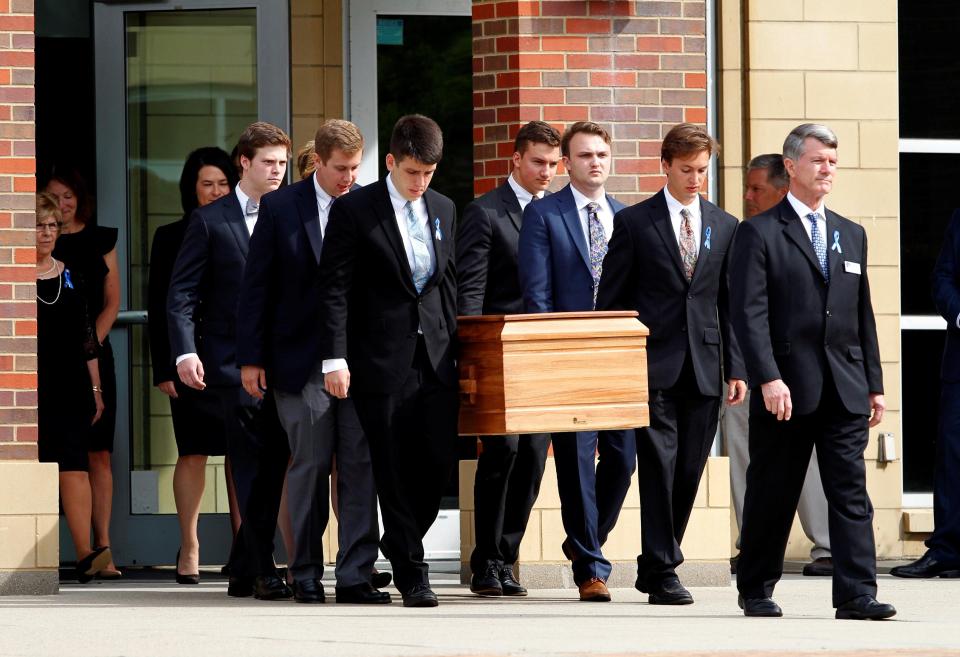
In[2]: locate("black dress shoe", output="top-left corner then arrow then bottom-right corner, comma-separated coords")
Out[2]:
738,594 -> 783,617
802,556 -> 833,577
835,595 -> 896,620
75,546 -> 112,584
291,578 -> 325,603
254,574 -> 294,601
648,575 -> 694,605
402,583 -> 439,608
371,570 -> 393,589
500,565 -> 527,596
175,549 -> 200,585
336,582 -> 392,604
889,551 -> 960,579
227,576 -> 254,598
470,563 -> 503,596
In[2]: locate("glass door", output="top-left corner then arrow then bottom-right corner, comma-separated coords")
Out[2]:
88,1 -> 289,567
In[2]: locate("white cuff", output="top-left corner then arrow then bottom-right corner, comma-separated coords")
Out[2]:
956,312 -> 960,329
321,358 -> 348,374
175,353 -> 198,366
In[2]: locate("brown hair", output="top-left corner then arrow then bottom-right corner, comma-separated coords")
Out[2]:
296,141 -> 316,180
514,121 -> 561,155
560,121 -> 611,158
41,165 -> 93,224
661,123 -> 719,164
314,119 -> 364,165
237,121 -> 291,161
36,191 -> 62,226
389,114 -> 443,164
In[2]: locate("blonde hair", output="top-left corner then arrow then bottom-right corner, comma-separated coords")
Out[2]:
36,192 -> 63,225
296,140 -> 316,180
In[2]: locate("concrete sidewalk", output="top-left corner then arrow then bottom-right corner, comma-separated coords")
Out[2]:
0,575 -> 957,657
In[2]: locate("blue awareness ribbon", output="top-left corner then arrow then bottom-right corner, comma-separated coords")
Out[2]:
704,226 -> 711,250
434,217 -> 442,241
831,230 -> 842,254
64,268 -> 74,289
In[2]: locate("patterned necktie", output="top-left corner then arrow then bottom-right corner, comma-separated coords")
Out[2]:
807,212 -> 829,282
679,207 -> 697,281
405,201 -> 433,293
587,201 -> 607,308
244,197 -> 258,217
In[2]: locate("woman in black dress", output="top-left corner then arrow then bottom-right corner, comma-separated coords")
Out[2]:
43,166 -> 122,578
148,147 -> 241,583
36,192 -> 109,583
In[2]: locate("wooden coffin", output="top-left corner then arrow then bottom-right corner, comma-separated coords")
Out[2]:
457,311 -> 649,435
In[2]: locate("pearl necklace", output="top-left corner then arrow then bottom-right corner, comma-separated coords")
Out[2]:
36,260 -> 62,305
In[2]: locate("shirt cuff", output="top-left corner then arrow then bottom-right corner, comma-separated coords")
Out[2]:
321,358 -> 348,374
175,353 -> 198,366
956,312 -> 960,329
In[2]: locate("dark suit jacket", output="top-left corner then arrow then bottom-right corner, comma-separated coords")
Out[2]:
457,181 -> 537,315
148,217 -> 188,385
167,192 -> 251,388
517,184 -> 626,312
933,209 -> 960,383
317,178 -> 458,394
729,196 -> 883,416
236,177 -> 358,394
596,190 -> 744,396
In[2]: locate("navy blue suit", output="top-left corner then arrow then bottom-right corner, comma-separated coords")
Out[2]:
930,210 -> 960,564
517,184 -> 637,585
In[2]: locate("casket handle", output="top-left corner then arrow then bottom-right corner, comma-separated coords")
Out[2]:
459,365 -> 477,404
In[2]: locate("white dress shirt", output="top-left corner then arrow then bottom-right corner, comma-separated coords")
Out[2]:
787,191 -> 827,251
569,184 -> 614,248
386,172 -> 437,275
507,172 -> 543,213
663,186 -> 701,254
313,172 -> 334,239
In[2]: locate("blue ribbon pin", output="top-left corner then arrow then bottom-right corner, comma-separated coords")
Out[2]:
704,226 -> 712,250
63,268 -> 74,289
434,217 -> 442,241
831,230 -> 842,254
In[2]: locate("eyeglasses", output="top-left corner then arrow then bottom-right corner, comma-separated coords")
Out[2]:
36,222 -> 60,234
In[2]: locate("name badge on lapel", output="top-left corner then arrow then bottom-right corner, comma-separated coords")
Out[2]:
844,261 -> 861,275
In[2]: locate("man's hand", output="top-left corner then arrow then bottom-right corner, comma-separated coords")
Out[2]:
726,379 -> 747,406
324,368 -> 350,399
177,356 -> 206,390
761,378 -> 792,421
869,393 -> 886,428
157,380 -> 178,398
241,366 -> 267,400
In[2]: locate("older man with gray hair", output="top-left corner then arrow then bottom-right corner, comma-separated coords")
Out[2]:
729,124 -> 895,620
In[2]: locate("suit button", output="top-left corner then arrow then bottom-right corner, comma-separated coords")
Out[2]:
826,310 -> 832,317
687,294 -> 693,300
681,325 -> 687,332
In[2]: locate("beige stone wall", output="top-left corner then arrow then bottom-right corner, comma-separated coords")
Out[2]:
290,0 -> 345,153
0,463 -> 59,576
723,0 -> 915,560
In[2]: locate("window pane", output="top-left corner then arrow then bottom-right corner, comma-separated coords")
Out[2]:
899,1 -> 960,139
901,330 -> 943,493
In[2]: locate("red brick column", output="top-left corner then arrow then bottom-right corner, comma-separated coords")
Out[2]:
472,0 -> 707,204
0,0 -> 37,461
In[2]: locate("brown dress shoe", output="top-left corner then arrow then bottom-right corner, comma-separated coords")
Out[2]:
578,577 -> 611,602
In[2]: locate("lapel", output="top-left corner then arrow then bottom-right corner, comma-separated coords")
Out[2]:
372,179 -> 414,291
295,176 -> 323,264
689,197 -> 716,287
649,189 -> 688,281
825,209 -> 844,291
557,185 -> 591,271
223,191 -> 249,259
498,182 -> 523,233
778,197 -> 823,277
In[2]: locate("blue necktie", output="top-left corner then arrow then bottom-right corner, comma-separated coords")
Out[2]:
405,201 -> 433,293
807,212 -> 829,282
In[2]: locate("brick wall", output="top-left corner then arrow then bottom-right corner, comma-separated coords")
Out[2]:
472,0 -> 708,204
0,0 -> 37,461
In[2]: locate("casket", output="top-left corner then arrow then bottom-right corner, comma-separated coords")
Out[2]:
457,311 -> 649,435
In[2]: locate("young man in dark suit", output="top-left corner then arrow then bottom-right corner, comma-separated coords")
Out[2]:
167,122 -> 292,601
237,120 -> 388,605
890,213 -> 960,579
517,121 -> 635,603
457,121 -> 561,597
730,123 -> 895,619
597,123 -> 746,606
318,114 -> 458,608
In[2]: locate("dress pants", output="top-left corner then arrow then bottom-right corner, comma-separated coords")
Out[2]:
351,337 -> 459,593
737,374 -> 878,607
928,381 -> 960,562
274,368 -> 380,587
552,428 -> 636,585
635,357 -> 721,588
724,389 -> 832,560
470,433 -> 550,574
213,386 -> 290,578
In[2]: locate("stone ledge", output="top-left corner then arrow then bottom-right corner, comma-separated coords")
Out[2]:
0,570 -> 58,596
460,561 -> 730,589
